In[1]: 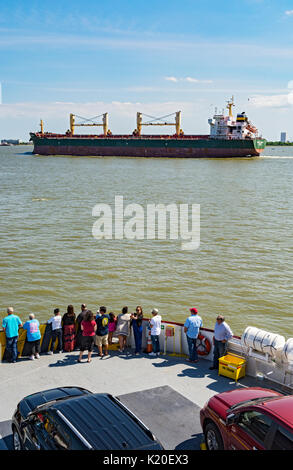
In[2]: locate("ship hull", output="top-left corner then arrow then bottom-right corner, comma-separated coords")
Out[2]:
30,134 -> 266,158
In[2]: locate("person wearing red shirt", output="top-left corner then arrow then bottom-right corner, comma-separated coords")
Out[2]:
78,310 -> 97,363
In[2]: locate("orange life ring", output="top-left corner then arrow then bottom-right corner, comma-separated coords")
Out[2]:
196,333 -> 211,356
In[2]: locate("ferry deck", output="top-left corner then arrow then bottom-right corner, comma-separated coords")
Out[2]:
1,320 -> 292,450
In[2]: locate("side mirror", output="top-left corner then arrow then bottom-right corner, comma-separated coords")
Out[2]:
20,419 -> 30,430
226,413 -> 237,426
20,415 -> 36,429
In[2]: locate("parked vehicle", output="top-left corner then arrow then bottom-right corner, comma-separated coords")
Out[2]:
12,386 -> 163,450
200,387 -> 293,450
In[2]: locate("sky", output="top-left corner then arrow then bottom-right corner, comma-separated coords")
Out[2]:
0,0 -> 293,140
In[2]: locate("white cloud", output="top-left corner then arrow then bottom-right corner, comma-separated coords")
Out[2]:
249,94 -> 291,108
164,76 -> 213,84
184,77 -> 199,83
285,10 -> 293,15
164,77 -> 178,82
0,97 -> 292,141
0,100 -> 201,140
1,29 -> 293,62
185,77 -> 213,84
0,100 -> 196,119
249,80 -> 293,108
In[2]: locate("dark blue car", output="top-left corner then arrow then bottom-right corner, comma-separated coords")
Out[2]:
12,386 -> 163,450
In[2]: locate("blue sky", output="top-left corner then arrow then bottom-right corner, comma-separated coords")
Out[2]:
0,0 -> 293,140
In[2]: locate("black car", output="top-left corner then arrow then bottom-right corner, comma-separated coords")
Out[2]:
12,386 -> 164,450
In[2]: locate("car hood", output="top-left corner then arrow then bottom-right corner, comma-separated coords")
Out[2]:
209,387 -> 281,418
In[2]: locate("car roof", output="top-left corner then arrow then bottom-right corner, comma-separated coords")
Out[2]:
20,387 -> 91,417
260,395 -> 293,428
52,393 -> 160,450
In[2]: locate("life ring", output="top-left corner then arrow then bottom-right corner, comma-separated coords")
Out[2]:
196,334 -> 211,356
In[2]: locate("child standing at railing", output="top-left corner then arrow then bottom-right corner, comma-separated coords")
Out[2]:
108,312 -> 117,345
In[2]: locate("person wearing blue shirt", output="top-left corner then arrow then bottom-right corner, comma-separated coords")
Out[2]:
95,306 -> 110,357
184,307 -> 203,363
23,313 -> 42,360
2,307 -> 22,363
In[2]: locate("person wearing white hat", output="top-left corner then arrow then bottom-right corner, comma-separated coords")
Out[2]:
149,308 -> 161,357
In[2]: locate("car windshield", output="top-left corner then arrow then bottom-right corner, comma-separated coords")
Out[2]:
228,395 -> 280,412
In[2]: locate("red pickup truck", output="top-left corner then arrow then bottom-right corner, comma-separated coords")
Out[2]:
200,387 -> 293,450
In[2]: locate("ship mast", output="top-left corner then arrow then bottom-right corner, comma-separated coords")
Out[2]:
226,96 -> 235,118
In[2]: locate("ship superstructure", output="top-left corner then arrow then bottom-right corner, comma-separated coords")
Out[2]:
208,97 -> 259,140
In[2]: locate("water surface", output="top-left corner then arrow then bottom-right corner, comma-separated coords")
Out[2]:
0,145 -> 292,338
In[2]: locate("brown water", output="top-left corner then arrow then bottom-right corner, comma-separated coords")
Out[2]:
1,145 -> 293,338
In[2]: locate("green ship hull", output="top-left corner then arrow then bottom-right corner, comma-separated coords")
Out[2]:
30,133 -> 266,158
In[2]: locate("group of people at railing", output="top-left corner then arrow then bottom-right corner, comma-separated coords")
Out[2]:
1,305 -> 233,370
1,305 -> 161,363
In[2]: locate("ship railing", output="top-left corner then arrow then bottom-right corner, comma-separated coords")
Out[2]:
1,320 -> 292,389
0,318 -> 218,361
34,133 -> 210,140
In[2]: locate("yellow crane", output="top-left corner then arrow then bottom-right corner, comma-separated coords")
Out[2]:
69,113 -> 110,136
134,111 -> 183,137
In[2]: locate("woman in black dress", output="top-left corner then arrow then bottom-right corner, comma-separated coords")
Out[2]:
131,306 -> 144,354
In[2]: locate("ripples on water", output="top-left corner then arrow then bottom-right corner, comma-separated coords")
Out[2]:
0,145 -> 292,338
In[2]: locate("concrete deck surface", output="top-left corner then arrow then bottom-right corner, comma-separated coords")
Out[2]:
0,347 -> 261,449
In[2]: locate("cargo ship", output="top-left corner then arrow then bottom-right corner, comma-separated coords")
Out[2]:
30,98 -> 266,158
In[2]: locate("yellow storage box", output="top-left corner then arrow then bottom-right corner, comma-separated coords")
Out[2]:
218,353 -> 246,382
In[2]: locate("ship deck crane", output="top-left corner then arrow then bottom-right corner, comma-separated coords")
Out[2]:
134,111 -> 182,137
69,113 -> 110,136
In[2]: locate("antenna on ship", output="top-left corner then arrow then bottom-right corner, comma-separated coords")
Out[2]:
226,96 -> 235,118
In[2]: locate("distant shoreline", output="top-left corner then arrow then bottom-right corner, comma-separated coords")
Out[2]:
0,142 -> 31,146
266,142 -> 293,146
